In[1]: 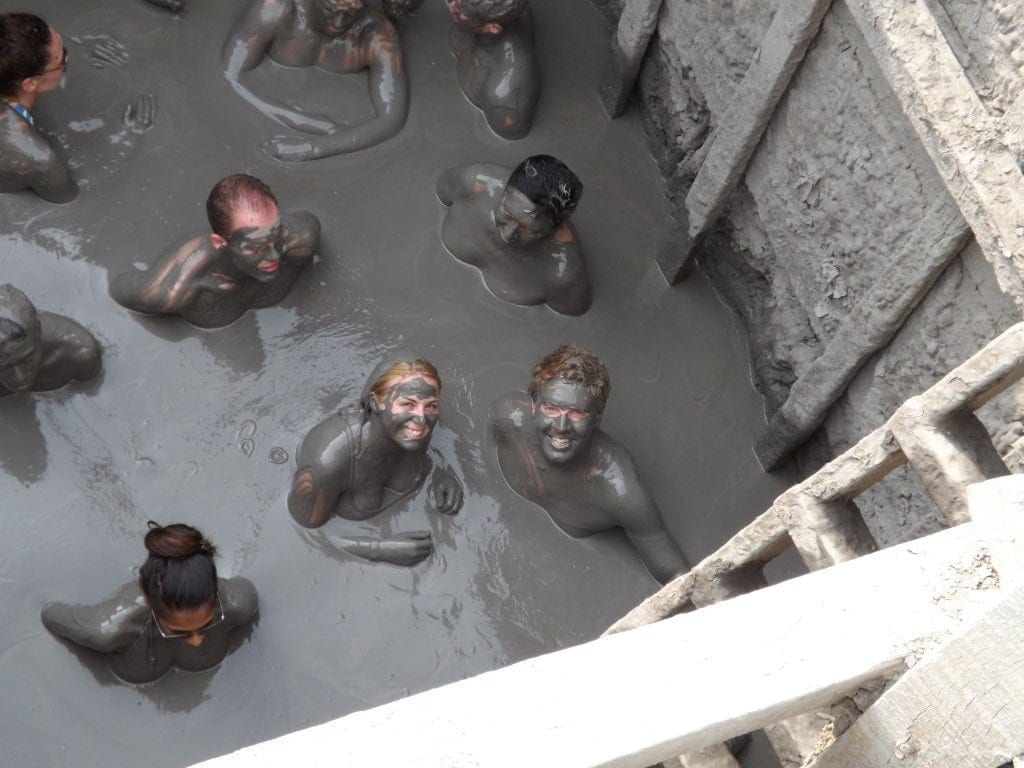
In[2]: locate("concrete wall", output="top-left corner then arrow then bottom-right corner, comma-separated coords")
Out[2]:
599,0 -> 1024,545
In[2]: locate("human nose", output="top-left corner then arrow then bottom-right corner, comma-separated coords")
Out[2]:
185,633 -> 205,647
554,411 -> 571,431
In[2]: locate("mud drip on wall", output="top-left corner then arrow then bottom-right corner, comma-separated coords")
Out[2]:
0,1 -> 789,766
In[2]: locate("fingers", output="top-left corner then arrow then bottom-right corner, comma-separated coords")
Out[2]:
123,95 -> 157,134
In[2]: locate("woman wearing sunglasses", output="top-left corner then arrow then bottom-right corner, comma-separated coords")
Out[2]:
41,522 -> 258,684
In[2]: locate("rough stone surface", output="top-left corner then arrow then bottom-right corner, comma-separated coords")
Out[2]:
617,0 -> 1024,545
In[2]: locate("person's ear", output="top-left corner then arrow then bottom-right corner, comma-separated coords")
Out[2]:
19,76 -> 39,95
369,393 -> 384,413
210,233 -> 227,249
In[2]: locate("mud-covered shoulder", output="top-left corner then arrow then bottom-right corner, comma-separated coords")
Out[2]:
219,576 -> 258,627
40,582 -> 148,654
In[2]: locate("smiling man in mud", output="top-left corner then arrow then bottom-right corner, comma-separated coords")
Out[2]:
109,173 -> 320,329
490,345 -> 688,584
437,154 -> 591,315
0,284 -> 101,397
223,0 -> 408,162
0,13 -> 78,203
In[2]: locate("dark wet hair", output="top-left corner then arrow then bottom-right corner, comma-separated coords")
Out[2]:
138,521 -> 218,617
528,344 -> 610,415
507,155 -> 583,227
455,0 -> 528,25
0,13 -> 51,98
206,174 -> 278,239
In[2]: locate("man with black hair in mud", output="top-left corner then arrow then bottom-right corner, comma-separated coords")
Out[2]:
109,174 -> 320,329
0,12 -> 77,203
437,154 -> 591,315
223,0 -> 408,162
0,284 -> 101,396
490,345 -> 688,584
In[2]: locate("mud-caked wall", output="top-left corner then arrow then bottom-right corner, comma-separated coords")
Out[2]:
594,0 -> 1024,545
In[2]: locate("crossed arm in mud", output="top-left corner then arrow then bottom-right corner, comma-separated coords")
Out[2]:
223,0 -> 409,161
109,211 -> 319,329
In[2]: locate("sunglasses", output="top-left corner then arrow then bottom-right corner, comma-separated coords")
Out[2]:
151,597 -> 225,640
41,45 -> 69,74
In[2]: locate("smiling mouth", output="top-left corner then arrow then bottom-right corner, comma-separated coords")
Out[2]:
548,436 -> 572,450
401,423 -> 430,441
258,261 -> 279,273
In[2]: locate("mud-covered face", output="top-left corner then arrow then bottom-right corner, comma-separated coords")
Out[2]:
532,378 -> 599,465
152,600 -> 221,648
225,207 -> 284,283
0,331 -> 43,393
372,374 -> 441,451
316,0 -> 364,35
495,186 -> 554,246
31,28 -> 67,94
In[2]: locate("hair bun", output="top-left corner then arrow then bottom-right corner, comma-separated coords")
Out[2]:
144,520 -> 217,559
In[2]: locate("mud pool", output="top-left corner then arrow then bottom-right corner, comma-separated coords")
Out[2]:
0,1 -> 793,765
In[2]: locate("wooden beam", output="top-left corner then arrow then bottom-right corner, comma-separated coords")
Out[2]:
658,0 -> 833,284
599,0 -> 665,118
192,520 -> 1013,768
844,0 -> 1024,309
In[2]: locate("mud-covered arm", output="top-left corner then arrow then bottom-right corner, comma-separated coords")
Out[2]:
436,163 -> 507,206
220,577 -> 259,629
109,237 -> 228,315
280,211 -> 321,266
617,485 -> 689,584
319,528 -> 433,567
268,23 -> 409,162
288,413 -> 357,528
142,0 -> 184,11
223,0 -> 337,135
40,585 -> 147,654
544,230 -> 592,316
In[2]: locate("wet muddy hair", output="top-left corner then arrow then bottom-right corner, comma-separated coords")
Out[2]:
453,0 -> 528,25
138,521 -> 218,617
0,13 -> 51,98
0,284 -> 39,358
206,174 -> 278,239
528,344 -> 610,415
507,155 -> 583,227
368,359 -> 441,409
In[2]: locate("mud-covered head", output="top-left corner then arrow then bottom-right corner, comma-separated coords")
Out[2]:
0,284 -> 43,393
360,354 -> 442,452
139,521 -> 221,647
207,174 -> 284,283
528,345 -> 609,465
496,156 -> 582,245
0,13 -> 65,100
314,0 -> 365,36
445,0 -> 527,31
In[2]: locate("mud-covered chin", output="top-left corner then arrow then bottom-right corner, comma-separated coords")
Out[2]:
389,418 -> 434,451
539,431 -> 587,464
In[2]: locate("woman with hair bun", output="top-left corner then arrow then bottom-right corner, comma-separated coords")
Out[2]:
41,522 -> 258,684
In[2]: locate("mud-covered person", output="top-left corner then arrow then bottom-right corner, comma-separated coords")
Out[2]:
41,522 -> 258,684
0,13 -> 76,203
223,0 -> 408,161
0,284 -> 101,396
289,354 -> 464,566
109,174 -> 320,329
490,345 -> 688,583
446,0 -> 538,139
438,155 -> 590,315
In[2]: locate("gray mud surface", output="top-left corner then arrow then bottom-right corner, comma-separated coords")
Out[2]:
0,1 -> 792,765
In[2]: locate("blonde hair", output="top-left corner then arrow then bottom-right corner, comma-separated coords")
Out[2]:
370,359 -> 441,404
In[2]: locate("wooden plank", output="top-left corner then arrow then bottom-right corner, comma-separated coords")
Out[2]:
599,0 -> 665,118
658,0 -> 833,284
192,520 -> 1011,768
844,0 -> 1024,309
811,587 -> 1024,768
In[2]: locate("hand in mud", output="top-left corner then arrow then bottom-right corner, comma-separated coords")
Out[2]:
197,272 -> 238,293
266,137 -> 319,163
376,531 -> 433,566
144,0 -> 185,11
123,95 -> 156,134
428,465 -> 463,515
